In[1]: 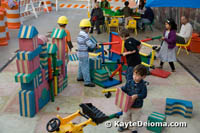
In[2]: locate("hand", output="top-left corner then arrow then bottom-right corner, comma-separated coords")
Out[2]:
132,95 -> 138,100
161,37 -> 165,40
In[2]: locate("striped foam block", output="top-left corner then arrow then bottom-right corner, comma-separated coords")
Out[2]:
15,67 -> 40,83
115,88 -> 133,112
51,28 -> 67,39
19,90 -> 36,117
89,57 -> 102,70
16,56 -> 40,74
18,25 -> 38,39
17,45 -> 42,60
165,98 -> 193,118
69,53 -> 79,61
19,36 -> 38,51
47,43 -> 57,54
58,74 -> 64,93
147,112 -> 166,133
20,69 -> 42,90
94,69 -> 109,82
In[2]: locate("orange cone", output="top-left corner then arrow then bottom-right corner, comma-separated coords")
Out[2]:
43,0 -> 52,12
0,7 -> 9,40
6,2 -> 21,29
0,12 -> 8,46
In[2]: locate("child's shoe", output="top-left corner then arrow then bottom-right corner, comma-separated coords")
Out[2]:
132,130 -> 137,133
118,127 -> 127,132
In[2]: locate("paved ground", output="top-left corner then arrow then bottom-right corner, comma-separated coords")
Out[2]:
0,1 -> 200,133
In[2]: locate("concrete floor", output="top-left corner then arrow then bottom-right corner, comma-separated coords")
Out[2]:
0,0 -> 200,133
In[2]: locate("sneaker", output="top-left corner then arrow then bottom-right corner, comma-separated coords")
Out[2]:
97,31 -> 101,34
132,130 -> 137,133
77,78 -> 84,81
84,83 -> 95,87
118,127 -> 127,132
171,70 -> 176,72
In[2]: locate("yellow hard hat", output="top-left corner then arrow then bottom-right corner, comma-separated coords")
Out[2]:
57,16 -> 68,24
79,19 -> 91,28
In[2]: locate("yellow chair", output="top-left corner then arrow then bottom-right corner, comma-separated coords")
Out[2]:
176,38 -> 192,55
125,19 -> 137,36
108,18 -> 119,33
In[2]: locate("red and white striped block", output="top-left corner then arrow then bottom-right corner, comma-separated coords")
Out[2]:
19,36 -> 38,51
59,3 -> 88,9
21,11 -> 31,17
16,56 -> 40,74
34,79 -> 49,112
115,88 -> 134,112
35,7 -> 43,12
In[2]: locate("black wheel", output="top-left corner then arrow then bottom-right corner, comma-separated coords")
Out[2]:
105,92 -> 112,98
46,118 -> 61,132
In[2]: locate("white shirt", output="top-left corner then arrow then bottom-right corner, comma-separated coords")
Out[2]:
177,22 -> 193,42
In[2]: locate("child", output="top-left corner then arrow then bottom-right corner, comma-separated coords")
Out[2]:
120,29 -> 141,88
77,19 -> 98,87
120,1 -> 133,27
57,16 -> 73,63
118,64 -> 148,133
158,18 -> 177,72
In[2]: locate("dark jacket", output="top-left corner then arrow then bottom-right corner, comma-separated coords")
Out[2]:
142,7 -> 154,23
163,30 -> 176,49
121,6 -> 132,18
121,79 -> 147,108
90,7 -> 104,21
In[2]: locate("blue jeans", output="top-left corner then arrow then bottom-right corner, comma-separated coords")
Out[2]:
77,56 -> 91,85
138,18 -> 151,28
125,66 -> 134,89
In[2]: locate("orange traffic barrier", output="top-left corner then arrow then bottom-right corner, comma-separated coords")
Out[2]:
0,11 -> 8,46
0,7 -> 10,40
6,2 -> 21,29
44,0 -> 52,12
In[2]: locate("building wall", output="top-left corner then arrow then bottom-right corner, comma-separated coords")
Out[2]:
153,7 -> 200,32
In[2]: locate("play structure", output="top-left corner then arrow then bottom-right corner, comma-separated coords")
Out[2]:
46,103 -> 123,133
15,25 -> 68,117
165,98 -> 193,118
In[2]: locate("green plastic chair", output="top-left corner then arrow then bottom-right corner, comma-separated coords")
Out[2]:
145,19 -> 154,31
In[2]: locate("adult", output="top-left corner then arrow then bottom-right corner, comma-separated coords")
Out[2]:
90,2 -> 104,34
138,6 -> 154,30
176,16 -> 193,44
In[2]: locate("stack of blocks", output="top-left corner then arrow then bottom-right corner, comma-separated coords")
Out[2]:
16,25 -> 50,117
165,98 -> 193,118
147,112 -> 166,133
15,25 -> 68,117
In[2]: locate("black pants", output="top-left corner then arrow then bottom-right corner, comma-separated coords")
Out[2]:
160,61 -> 175,71
90,20 -> 100,33
176,35 -> 186,44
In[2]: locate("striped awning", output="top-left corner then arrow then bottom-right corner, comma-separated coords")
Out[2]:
51,28 -> 67,39
18,25 -> 38,39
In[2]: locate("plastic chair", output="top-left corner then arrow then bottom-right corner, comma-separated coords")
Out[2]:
144,19 -> 154,31
108,18 -> 119,33
176,38 -> 192,55
125,19 -> 137,36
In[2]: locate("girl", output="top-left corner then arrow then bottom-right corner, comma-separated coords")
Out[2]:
158,18 -> 177,72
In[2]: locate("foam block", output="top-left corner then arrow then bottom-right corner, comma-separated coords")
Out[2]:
147,112 -> 166,133
16,56 -> 40,74
19,90 -> 36,117
165,98 -> 193,118
69,53 -> 79,61
38,87 -> 50,110
52,38 -> 65,61
115,88 -> 133,112
94,69 -> 109,82
93,78 -> 121,88
89,57 -> 102,70
58,74 -> 64,93
21,69 -> 43,90
17,45 -> 42,60
63,75 -> 68,90
15,68 -> 40,83
150,68 -> 171,78
19,36 -> 38,51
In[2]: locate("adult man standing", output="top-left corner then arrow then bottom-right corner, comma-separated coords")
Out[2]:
176,16 -> 193,44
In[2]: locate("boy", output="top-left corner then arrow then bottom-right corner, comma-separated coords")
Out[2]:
77,19 -> 98,87
57,16 -> 73,62
118,64 -> 148,133
120,1 -> 133,27
120,29 -> 141,89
